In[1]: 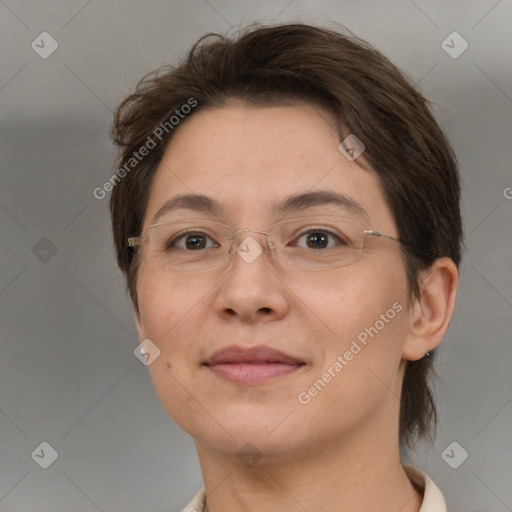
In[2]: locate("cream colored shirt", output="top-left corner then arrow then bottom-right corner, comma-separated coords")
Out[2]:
180,464 -> 446,512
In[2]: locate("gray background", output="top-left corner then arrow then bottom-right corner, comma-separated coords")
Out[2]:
1,1 -> 511,511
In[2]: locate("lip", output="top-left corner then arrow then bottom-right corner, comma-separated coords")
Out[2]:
203,344 -> 304,365
202,344 -> 306,385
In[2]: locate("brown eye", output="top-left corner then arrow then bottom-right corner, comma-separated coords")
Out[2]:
168,231 -> 218,251
292,229 -> 347,250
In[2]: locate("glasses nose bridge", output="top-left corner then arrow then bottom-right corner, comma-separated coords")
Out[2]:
231,227 -> 271,247
228,227 -> 278,262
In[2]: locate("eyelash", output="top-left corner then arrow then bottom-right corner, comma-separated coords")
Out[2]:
166,230 -> 218,250
292,228 -> 347,248
166,227 -> 347,250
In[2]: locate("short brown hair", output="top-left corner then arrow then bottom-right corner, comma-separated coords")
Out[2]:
110,23 -> 463,450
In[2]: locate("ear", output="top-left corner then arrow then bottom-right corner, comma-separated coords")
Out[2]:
402,257 -> 459,361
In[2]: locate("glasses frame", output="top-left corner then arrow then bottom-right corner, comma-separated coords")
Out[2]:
127,216 -> 403,272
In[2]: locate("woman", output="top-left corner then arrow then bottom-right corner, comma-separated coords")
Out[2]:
109,23 -> 461,511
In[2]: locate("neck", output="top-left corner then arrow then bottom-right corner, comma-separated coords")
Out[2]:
196,421 -> 422,512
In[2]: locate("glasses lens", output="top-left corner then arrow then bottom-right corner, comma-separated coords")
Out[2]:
139,215 -> 366,273
268,215 -> 365,270
143,219 -> 232,273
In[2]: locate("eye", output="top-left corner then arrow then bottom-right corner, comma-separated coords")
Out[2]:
167,230 -> 219,251
291,228 -> 347,250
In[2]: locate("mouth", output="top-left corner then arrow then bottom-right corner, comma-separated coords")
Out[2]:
202,344 -> 306,385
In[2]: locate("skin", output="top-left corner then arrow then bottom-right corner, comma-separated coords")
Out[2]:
133,101 -> 459,512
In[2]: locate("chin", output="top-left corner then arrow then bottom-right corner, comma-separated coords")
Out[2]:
186,410 -> 303,454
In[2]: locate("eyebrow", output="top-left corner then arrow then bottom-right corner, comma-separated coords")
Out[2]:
151,190 -> 369,224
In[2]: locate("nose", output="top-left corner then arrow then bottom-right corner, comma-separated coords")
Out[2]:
213,230 -> 289,323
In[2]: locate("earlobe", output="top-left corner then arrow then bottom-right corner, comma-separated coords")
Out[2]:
402,258 -> 459,361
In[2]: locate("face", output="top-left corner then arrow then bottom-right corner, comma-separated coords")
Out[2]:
134,102 -> 413,462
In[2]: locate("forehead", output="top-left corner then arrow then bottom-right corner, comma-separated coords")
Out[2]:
143,104 -> 396,232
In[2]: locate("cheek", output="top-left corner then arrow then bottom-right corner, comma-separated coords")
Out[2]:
314,260 -> 406,329
325,266 -> 408,390
135,272 -> 210,427
136,269 -> 207,339
135,271 -> 209,385
313,261 -> 409,381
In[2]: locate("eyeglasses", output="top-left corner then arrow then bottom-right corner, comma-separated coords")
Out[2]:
127,214 -> 403,273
